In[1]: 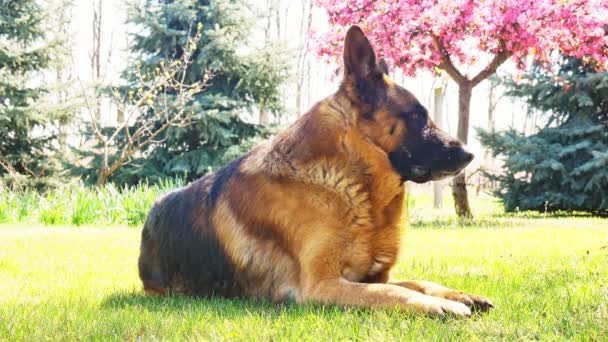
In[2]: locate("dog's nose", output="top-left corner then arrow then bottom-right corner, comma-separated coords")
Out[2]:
462,151 -> 474,163
453,148 -> 474,165
445,139 -> 474,165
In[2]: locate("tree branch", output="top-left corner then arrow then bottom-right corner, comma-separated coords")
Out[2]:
0,158 -> 18,178
431,35 -> 467,85
471,48 -> 513,87
75,75 -> 105,143
90,24 -> 207,186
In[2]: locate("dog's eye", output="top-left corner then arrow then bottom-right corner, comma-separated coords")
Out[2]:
389,124 -> 396,135
402,111 -> 418,121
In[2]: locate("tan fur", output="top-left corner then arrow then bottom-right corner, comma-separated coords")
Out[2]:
207,90 -> 490,316
139,25 -> 492,317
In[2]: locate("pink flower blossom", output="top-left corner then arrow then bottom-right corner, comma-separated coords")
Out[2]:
314,0 -> 608,76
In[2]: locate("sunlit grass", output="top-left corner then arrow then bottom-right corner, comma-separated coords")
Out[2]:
1,210 -> 607,340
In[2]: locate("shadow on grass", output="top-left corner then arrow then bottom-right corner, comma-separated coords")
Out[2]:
101,291 -> 490,321
500,212 -> 601,219
101,291 -> 330,318
409,211 -> 601,229
410,217 -> 524,229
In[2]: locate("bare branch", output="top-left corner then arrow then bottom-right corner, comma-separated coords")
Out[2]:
431,35 -> 468,85
0,158 -> 18,178
471,48 -> 513,87
91,24 -> 210,186
74,74 -> 105,143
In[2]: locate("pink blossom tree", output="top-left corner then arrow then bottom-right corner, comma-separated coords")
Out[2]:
314,0 -> 608,218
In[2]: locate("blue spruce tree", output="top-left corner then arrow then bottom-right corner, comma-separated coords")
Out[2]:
479,57 -> 608,214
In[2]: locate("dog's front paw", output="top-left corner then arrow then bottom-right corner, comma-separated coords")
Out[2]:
408,295 -> 472,318
443,291 -> 494,312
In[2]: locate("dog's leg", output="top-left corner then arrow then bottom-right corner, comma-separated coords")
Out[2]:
297,232 -> 472,317
300,278 -> 471,317
389,280 -> 494,312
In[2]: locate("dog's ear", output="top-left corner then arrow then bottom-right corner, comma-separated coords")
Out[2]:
343,26 -> 385,105
344,26 -> 377,80
379,58 -> 389,75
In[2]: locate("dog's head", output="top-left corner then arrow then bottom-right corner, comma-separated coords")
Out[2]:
340,26 -> 473,183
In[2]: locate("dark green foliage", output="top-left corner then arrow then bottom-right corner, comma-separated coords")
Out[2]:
0,0 -> 54,186
75,0 -> 289,185
479,57 -> 608,214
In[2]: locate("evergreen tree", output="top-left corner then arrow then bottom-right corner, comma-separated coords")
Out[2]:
479,57 -> 608,215
79,0 -> 289,185
0,0 -> 55,186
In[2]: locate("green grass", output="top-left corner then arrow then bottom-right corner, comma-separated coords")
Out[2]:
0,179 -> 184,227
1,199 -> 607,341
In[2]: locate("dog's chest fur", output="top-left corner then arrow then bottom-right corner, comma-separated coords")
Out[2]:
216,145 -> 405,301
213,104 -> 405,300
337,187 -> 404,284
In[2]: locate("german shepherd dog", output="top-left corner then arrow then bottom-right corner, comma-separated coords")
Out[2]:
138,26 -> 493,317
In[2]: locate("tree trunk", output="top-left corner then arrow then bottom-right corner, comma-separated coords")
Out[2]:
259,99 -> 268,124
522,103 -> 530,134
432,85 -> 445,209
274,0 -> 280,39
306,58 -> 312,108
295,83 -> 302,116
117,107 -> 124,123
295,0 -> 312,117
265,0 -> 272,39
487,80 -> 495,131
95,170 -> 108,187
483,79 -> 495,162
96,141 -> 110,187
92,0 -> 102,121
452,81 -> 473,218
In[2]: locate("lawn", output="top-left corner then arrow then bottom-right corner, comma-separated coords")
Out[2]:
1,197 -> 607,341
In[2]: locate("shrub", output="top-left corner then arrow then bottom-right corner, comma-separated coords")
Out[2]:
480,57 -> 608,215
